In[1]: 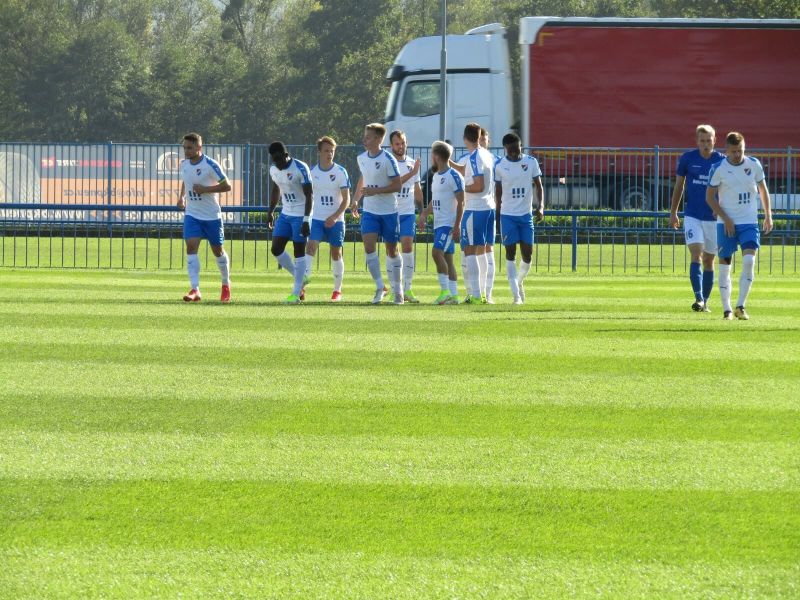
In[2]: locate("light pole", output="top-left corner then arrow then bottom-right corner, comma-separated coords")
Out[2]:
439,0 -> 447,141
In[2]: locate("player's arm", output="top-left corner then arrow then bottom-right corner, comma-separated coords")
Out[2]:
705,185 -> 733,236
362,176 -> 402,196
177,182 -> 186,210
449,160 -> 466,174
327,188 -> 350,228
533,177 -> 545,223
668,175 -> 686,229
193,179 -> 231,194
494,181 -> 503,215
452,190 -> 465,243
399,158 -> 421,184
464,174 -> 483,194
413,181 -> 423,212
267,181 -> 280,229
352,176 -> 364,217
757,179 -> 773,234
301,182 -> 313,236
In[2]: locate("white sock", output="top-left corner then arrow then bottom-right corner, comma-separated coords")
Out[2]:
277,251 -> 295,275
507,260 -> 519,298
466,255 -> 480,298
719,263 -> 732,312
366,251 -> 383,288
292,256 -> 306,296
737,254 -> 756,307
305,254 -> 314,280
461,253 -> 469,295
518,259 -> 532,282
187,254 -> 200,289
437,272 -> 449,291
486,251 -> 495,298
332,258 -> 344,292
388,255 -> 403,294
215,252 -> 230,285
402,252 -> 414,292
449,279 -> 459,296
477,253 -> 489,297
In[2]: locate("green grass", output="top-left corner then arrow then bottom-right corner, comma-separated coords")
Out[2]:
0,267 -> 799,598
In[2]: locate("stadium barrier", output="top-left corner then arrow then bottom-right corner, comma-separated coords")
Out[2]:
0,143 -> 797,274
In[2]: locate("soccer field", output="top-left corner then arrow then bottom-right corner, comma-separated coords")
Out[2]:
1,269 -> 798,598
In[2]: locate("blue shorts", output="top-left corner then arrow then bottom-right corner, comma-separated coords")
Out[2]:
717,223 -> 760,258
432,226 -> 455,254
274,213 -> 307,243
486,208 -> 497,246
361,211 -> 400,243
461,209 -> 493,247
500,213 -> 534,246
399,213 -> 417,239
183,214 -> 224,246
310,219 -> 345,247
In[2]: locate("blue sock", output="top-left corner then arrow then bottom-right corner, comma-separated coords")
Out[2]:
689,262 -> 703,302
702,269 -> 714,302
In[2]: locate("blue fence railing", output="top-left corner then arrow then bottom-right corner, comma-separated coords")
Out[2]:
0,143 -> 797,273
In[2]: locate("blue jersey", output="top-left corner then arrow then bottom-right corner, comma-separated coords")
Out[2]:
676,149 -> 725,221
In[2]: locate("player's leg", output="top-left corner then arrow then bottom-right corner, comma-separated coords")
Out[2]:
505,243 -> 520,303
484,209 -> 496,303
182,215 -> 203,301
305,239 -> 318,282
206,218 -> 230,303
329,221 -> 345,301
382,214 -> 404,304
701,220 -> 717,310
399,215 -> 417,302
685,216 -> 706,310
517,214 -> 535,303
716,223 -> 737,320
271,214 -> 296,276
445,250 -> 460,304
287,215 -> 308,302
361,212 -> 386,302
432,227 -> 452,304
735,226 -> 760,320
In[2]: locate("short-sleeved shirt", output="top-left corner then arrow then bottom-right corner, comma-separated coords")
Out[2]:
357,149 -> 400,215
180,155 -> 228,220
708,155 -> 765,225
270,158 -> 312,217
311,162 -> 350,222
494,154 -> 542,216
460,148 -> 496,211
395,156 -> 420,215
676,149 -> 726,221
431,168 -> 464,229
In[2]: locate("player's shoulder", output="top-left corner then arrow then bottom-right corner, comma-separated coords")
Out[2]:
203,155 -> 220,167
679,148 -> 698,161
746,155 -> 763,167
293,158 -> 310,171
382,149 -> 399,163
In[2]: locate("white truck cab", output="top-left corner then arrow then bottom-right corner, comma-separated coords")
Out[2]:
383,24 -> 513,148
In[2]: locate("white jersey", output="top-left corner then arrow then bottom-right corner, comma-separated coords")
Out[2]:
494,154 -> 542,216
460,147 -> 496,211
180,155 -> 228,220
395,155 -> 420,215
708,155 -> 765,225
357,149 -> 400,215
431,167 -> 464,229
270,158 -> 312,217
311,162 -> 350,222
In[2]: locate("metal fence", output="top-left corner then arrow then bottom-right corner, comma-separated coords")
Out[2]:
1,142 -> 797,273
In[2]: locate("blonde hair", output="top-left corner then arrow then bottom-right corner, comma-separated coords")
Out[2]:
696,124 -> 715,138
431,141 -> 453,162
316,135 -> 336,149
365,123 -> 387,138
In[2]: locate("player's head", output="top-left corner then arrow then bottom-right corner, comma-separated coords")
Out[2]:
431,141 -> 452,170
502,132 -> 522,160
182,133 -> 202,159
389,130 -> 407,158
316,136 -> 337,163
463,123 -> 481,146
695,124 -> 716,156
479,127 -> 490,149
363,123 -> 386,151
268,141 -> 290,169
725,131 -> 745,164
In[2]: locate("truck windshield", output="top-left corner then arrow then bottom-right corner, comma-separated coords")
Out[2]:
384,81 -> 400,122
401,81 -> 440,118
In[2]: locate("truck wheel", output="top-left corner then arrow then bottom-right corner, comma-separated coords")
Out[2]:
615,182 -> 651,211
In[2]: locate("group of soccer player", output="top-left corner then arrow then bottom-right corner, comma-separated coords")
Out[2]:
177,121 -> 773,318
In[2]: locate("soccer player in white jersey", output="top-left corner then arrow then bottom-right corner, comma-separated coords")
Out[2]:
420,141 -> 465,305
479,127 -> 498,302
494,132 -> 544,305
351,123 -> 404,304
449,122 -> 496,304
669,125 -> 725,312
177,132 -> 232,303
266,141 -> 313,304
706,132 -> 773,320
389,130 -> 423,302
306,136 -> 350,302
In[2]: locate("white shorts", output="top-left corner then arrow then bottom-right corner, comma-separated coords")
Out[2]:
684,216 -> 717,254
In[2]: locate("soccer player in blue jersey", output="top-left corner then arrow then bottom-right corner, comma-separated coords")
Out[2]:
706,132 -> 773,320
267,141 -> 313,304
306,136 -> 350,302
177,133 -> 233,303
669,125 -> 725,312
351,123 -> 404,304
389,130 -> 423,302
420,141 -> 465,305
495,132 -> 544,305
